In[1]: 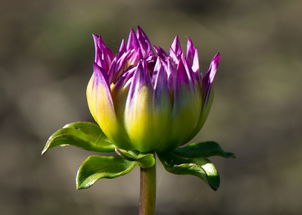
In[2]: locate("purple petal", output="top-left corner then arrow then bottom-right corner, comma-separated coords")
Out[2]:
107,57 -> 117,83
109,50 -> 134,83
204,53 -> 220,83
154,46 -> 168,61
87,63 -> 133,149
186,37 -> 195,61
128,48 -> 142,65
186,37 -> 200,74
114,66 -> 136,90
170,36 -> 182,56
92,34 -> 113,70
87,63 -> 113,120
126,29 -> 140,50
153,58 -> 169,103
93,62 -> 109,85
153,58 -> 167,89
118,39 -> 126,55
124,62 -> 154,152
136,26 -> 153,57
169,58 -> 202,147
175,58 -> 189,88
127,62 -> 152,102
166,58 -> 176,91
116,50 -> 133,70
181,54 -> 194,83
93,34 -> 104,67
202,53 -> 220,100
151,57 -> 172,152
169,48 -> 180,65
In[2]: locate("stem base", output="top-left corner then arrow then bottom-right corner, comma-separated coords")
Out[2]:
139,163 -> 156,215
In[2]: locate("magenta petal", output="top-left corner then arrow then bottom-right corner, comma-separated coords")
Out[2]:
88,63 -> 112,119
186,37 -> 200,74
92,34 -> 114,70
176,58 -> 189,88
92,34 -> 103,66
93,62 -> 109,85
202,53 -> 221,100
118,39 -> 126,55
154,46 -> 168,61
127,62 -> 152,101
186,37 -> 195,62
153,58 -> 167,88
124,62 -> 155,152
170,36 -> 183,56
153,59 -> 169,103
127,29 -> 140,50
114,66 -> 136,90
109,50 -> 133,83
166,58 -> 176,91
128,48 -> 142,65
181,54 -> 195,83
136,26 -> 153,56
107,57 -> 117,83
205,53 -> 220,83
87,63 -> 133,150
169,48 -> 180,65
116,50 -> 133,70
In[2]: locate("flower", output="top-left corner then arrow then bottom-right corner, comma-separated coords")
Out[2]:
86,27 -> 220,153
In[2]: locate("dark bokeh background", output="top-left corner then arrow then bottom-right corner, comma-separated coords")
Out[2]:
1,0 -> 302,214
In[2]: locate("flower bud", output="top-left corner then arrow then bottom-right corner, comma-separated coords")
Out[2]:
87,27 -> 220,153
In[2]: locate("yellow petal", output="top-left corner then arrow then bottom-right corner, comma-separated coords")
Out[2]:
86,64 -> 130,149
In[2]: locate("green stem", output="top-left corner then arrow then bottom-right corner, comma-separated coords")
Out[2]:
139,162 -> 156,215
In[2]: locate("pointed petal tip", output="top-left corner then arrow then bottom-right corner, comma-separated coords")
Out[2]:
186,37 -> 196,50
93,63 -> 109,83
92,34 -> 104,43
171,35 -> 183,56
92,33 -> 99,39
171,35 -> 180,47
92,33 -> 99,37
127,29 -> 140,50
136,26 -> 148,38
187,36 -> 193,44
129,28 -> 137,37
136,26 -> 147,38
213,52 -> 221,64
137,25 -> 143,31
118,39 -> 126,53
173,35 -> 180,41
206,53 -> 221,84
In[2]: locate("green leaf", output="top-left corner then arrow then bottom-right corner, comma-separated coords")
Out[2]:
159,152 -> 220,190
115,148 -> 155,168
76,155 -> 137,189
174,141 -> 235,158
42,121 -> 115,155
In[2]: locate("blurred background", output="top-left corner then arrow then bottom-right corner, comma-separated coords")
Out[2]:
1,0 -> 302,214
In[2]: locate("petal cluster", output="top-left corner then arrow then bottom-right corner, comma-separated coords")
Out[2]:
87,27 -> 220,153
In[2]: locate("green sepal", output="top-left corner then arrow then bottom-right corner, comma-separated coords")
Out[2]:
76,155 -> 137,189
42,121 -> 115,155
115,148 -> 155,169
174,141 -> 235,158
158,152 -> 220,190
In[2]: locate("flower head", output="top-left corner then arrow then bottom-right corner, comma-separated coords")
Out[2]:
87,27 -> 220,153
